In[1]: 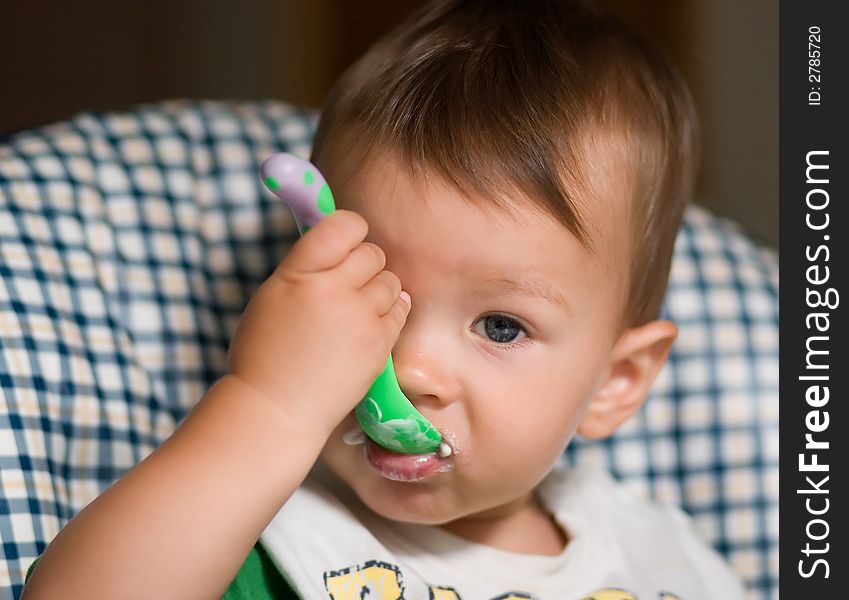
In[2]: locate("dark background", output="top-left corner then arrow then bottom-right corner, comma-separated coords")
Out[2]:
1,0 -> 777,247
779,1 -> 848,593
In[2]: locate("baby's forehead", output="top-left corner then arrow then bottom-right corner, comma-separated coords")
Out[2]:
327,140 -> 632,275
397,176 -> 623,281
491,188 -> 626,282
451,160 -> 631,263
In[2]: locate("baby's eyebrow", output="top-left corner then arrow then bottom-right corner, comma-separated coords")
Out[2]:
479,276 -> 571,314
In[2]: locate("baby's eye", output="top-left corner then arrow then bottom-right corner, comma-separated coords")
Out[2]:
474,314 -> 528,345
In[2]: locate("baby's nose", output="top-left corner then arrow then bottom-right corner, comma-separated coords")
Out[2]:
391,343 -> 461,407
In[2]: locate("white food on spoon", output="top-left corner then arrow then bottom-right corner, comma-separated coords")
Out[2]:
346,425 -> 454,459
342,428 -> 366,445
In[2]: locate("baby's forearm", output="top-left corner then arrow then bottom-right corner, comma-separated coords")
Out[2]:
21,375 -> 328,600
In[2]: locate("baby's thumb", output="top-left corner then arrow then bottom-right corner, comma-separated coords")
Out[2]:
278,210 -> 368,275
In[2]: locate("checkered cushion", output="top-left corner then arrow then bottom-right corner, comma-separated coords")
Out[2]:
0,100 -> 777,600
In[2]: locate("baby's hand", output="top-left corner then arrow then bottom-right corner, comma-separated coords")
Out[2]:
226,210 -> 411,438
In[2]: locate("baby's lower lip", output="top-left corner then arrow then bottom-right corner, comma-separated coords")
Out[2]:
364,438 -> 452,482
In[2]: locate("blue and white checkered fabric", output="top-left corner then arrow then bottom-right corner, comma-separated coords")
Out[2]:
0,100 -> 777,600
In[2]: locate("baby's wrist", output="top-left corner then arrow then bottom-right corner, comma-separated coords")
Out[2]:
209,374 -> 334,455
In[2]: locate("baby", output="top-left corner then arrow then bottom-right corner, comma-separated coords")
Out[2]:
22,1 -> 745,598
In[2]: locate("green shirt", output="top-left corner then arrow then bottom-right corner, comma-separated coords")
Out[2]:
222,544 -> 299,600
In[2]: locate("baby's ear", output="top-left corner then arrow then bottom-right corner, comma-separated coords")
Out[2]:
576,320 -> 677,440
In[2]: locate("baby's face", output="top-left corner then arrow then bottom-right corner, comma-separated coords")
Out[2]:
319,151 -> 628,531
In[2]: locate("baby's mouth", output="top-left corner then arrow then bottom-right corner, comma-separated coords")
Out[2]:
343,425 -> 456,482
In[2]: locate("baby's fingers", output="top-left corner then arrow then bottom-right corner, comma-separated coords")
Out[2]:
277,210 -> 368,276
337,242 -> 387,288
362,270 -> 403,316
383,289 -> 412,337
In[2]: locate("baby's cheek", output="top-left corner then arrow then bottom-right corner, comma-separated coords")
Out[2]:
482,417 -> 569,478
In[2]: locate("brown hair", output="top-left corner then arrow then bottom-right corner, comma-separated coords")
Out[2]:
311,0 -> 699,328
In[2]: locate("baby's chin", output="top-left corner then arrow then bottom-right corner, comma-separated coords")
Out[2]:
339,470 -> 541,542
358,483 -> 461,525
